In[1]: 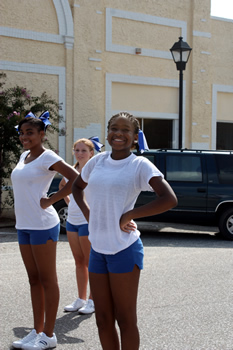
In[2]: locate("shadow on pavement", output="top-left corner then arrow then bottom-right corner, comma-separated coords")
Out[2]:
54,312 -> 93,345
11,312 -> 93,349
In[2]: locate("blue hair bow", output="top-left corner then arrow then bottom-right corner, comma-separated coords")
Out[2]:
89,136 -> 104,152
25,111 -> 51,129
138,129 -> 149,153
16,111 -> 52,132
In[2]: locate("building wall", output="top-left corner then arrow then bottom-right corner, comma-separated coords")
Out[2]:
0,0 -> 232,164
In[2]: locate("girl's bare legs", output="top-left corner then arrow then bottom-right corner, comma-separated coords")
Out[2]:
90,265 -> 140,350
20,240 -> 59,337
110,265 -> 140,350
67,231 -> 91,300
89,272 -> 120,350
20,245 -> 45,333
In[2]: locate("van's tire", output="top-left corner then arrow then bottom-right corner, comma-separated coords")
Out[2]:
53,199 -> 68,235
218,208 -> 233,240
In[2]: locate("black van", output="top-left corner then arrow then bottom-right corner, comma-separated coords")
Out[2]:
49,149 -> 233,240
135,149 -> 233,240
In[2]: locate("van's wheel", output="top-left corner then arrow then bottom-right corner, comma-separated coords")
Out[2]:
218,208 -> 233,240
53,199 -> 68,235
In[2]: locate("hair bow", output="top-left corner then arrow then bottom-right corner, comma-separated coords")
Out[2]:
89,136 -> 104,152
25,111 -> 51,129
15,111 -> 51,132
138,129 -> 149,153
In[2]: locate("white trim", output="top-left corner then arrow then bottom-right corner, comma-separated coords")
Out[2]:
53,0 -> 74,36
211,16 -> 233,23
0,27 -> 64,44
106,8 -> 187,59
0,0 -> 74,48
53,0 -> 74,48
201,51 -> 211,55
193,31 -> 211,38
88,58 -> 102,62
0,60 -> 66,160
105,73 -> 186,149
53,0 -> 66,35
212,84 -> 233,149
106,74 -> 179,87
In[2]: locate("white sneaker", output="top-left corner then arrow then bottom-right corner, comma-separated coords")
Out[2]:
22,332 -> 57,350
12,329 -> 38,349
79,299 -> 95,314
64,297 -> 86,312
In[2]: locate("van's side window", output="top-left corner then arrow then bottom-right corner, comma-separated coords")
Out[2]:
166,155 -> 202,182
215,155 -> 233,184
142,155 -> 155,164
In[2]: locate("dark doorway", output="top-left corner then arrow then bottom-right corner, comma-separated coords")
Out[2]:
137,118 -> 173,149
217,122 -> 233,150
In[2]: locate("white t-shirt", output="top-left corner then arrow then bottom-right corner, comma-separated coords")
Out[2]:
11,149 -> 62,230
81,151 -> 164,254
64,176 -> 88,226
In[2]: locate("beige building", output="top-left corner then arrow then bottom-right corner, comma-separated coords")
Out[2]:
1,0 -> 233,165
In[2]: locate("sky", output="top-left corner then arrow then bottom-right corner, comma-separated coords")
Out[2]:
211,0 -> 233,20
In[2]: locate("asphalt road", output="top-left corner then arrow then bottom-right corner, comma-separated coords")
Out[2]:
0,223 -> 232,350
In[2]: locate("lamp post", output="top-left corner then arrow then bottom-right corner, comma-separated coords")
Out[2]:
170,37 -> 192,149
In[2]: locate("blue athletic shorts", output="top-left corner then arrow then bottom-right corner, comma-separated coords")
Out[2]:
17,223 -> 60,245
89,238 -> 144,274
66,222 -> 89,236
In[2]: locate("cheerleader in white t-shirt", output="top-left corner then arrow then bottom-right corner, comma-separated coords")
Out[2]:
72,112 -> 177,350
11,113 -> 78,350
59,138 -> 101,315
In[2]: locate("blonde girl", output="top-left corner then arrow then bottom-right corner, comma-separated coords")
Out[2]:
59,138 -> 95,314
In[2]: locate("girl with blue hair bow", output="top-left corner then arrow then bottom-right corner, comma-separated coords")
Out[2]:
59,137 -> 103,315
72,112 -> 177,350
11,112 -> 78,350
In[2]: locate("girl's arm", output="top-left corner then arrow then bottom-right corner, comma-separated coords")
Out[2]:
40,160 -> 78,209
120,176 -> 177,232
72,174 -> 90,222
59,177 -> 70,206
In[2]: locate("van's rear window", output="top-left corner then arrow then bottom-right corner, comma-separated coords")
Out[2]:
215,155 -> 233,184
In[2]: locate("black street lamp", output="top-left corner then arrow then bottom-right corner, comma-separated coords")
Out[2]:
170,37 -> 192,149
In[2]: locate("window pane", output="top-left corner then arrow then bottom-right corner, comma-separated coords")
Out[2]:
142,155 -> 155,164
136,118 -> 173,149
217,123 -> 233,150
166,155 -> 202,182
144,119 -> 172,149
215,154 -> 233,184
